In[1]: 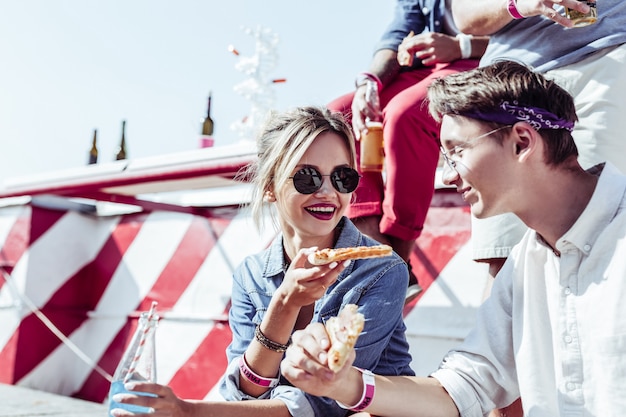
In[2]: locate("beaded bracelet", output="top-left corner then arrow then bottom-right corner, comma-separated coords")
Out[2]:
507,0 -> 525,19
239,355 -> 280,388
254,325 -> 290,353
336,368 -> 376,412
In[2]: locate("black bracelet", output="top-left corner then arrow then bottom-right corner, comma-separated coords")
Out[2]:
255,325 -> 291,353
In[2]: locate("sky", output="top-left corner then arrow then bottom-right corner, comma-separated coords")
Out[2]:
0,0 -> 394,183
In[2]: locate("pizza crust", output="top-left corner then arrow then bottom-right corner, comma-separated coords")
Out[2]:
308,245 -> 393,266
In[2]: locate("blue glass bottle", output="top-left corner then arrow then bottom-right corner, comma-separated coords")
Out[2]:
108,312 -> 158,416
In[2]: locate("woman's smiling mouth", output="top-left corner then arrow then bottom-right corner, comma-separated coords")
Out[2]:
306,204 -> 336,220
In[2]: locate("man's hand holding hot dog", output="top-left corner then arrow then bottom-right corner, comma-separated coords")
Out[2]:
281,322 -> 360,400
282,323 -> 460,417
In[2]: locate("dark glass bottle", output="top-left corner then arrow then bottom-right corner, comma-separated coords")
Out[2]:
88,129 -> 98,165
200,92 -> 214,147
115,120 -> 127,160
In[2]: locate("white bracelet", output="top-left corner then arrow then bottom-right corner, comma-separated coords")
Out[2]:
336,368 -> 375,412
456,34 -> 472,59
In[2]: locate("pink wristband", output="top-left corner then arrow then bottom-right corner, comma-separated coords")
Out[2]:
507,0 -> 525,19
238,355 -> 279,388
356,72 -> 383,92
336,368 -> 375,412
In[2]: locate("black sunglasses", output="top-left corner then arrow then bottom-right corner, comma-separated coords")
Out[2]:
289,166 -> 361,194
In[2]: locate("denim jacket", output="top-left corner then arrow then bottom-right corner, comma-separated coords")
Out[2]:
219,217 -> 414,417
376,0 -> 446,53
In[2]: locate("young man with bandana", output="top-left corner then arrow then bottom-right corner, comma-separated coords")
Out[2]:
450,0 -> 626,282
279,60 -> 626,417
450,4 -> 626,413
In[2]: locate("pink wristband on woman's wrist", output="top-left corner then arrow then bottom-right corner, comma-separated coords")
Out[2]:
238,355 -> 279,388
507,0 -> 525,19
336,368 -> 376,412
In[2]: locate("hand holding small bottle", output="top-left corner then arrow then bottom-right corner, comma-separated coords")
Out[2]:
358,79 -> 385,173
351,76 -> 383,139
108,303 -> 158,416
506,0 -> 595,28
110,381 -> 192,417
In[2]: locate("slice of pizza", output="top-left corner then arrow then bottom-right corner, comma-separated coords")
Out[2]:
325,304 -> 365,372
308,245 -> 393,266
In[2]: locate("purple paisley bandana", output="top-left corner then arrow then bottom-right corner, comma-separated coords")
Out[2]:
462,100 -> 575,132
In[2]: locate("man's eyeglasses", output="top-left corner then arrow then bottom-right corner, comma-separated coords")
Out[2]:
440,125 -> 512,170
289,166 -> 361,194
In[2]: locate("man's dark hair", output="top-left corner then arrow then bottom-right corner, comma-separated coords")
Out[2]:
428,60 -> 579,165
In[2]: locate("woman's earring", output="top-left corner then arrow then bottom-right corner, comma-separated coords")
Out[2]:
264,190 -> 276,202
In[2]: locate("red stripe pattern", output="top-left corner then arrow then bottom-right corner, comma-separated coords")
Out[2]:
0,193 -> 471,403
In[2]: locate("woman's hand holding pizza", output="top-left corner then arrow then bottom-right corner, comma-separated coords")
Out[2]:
276,247 -> 348,308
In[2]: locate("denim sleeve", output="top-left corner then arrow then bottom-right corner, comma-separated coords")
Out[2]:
350,261 -> 415,376
375,0 -> 428,52
219,262 -> 258,400
224,263 -> 257,365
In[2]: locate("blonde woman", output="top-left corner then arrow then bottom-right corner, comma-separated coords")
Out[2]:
111,106 -> 413,417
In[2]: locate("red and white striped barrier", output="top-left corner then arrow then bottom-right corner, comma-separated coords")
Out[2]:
0,147 -> 488,404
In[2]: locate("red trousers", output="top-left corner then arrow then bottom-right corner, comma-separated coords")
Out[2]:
328,60 -> 479,241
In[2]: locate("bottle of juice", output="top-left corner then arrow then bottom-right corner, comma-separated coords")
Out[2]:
360,79 -> 385,173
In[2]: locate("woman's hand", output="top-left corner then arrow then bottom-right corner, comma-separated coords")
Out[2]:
277,248 -> 349,308
110,382 -> 193,417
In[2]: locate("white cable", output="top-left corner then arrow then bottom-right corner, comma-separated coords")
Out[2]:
0,267 -> 113,383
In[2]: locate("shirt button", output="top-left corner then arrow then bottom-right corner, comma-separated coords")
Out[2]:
583,244 -> 591,251
566,382 -> 576,391
564,287 -> 572,295
564,335 -> 573,343
422,7 -> 430,14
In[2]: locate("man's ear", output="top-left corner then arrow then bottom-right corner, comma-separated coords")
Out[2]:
511,122 -> 538,161
264,190 -> 276,202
